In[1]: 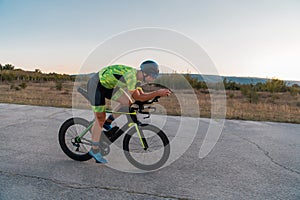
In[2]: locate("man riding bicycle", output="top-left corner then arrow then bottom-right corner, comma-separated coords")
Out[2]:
87,60 -> 171,163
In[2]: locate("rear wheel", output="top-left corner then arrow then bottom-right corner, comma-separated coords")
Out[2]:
58,117 -> 92,161
123,124 -> 170,171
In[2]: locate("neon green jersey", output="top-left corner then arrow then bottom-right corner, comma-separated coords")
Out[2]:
98,65 -> 139,91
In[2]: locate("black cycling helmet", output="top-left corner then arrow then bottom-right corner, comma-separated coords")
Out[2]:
140,60 -> 159,79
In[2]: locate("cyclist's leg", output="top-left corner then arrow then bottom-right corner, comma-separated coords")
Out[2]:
87,74 -> 108,163
92,111 -> 105,147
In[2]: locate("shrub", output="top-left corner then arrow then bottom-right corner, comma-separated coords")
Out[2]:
289,85 -> 300,96
19,82 -> 27,89
228,93 -> 234,99
241,85 -> 259,103
56,82 -> 63,91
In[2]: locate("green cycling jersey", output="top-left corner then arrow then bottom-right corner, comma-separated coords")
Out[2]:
98,65 -> 139,91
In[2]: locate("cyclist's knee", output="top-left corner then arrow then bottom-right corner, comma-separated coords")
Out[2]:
117,94 -> 133,106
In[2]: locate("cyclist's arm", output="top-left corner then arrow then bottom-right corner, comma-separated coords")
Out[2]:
124,69 -> 170,101
130,88 -> 170,102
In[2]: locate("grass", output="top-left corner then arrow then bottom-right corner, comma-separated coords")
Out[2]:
0,81 -> 73,108
1,80 -> 300,124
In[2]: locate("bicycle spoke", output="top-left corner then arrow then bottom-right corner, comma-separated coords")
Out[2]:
131,137 -> 140,146
128,134 -> 164,165
80,144 -> 89,152
150,145 -> 163,148
64,124 -> 91,155
69,127 -> 79,136
147,136 -> 155,145
148,138 -> 160,146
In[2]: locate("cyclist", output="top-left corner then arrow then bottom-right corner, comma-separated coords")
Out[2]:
87,60 -> 171,163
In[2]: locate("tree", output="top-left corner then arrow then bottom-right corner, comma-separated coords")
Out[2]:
264,78 -> 287,93
35,69 -> 42,73
0,64 -> 2,70
223,78 -> 240,90
3,64 -> 15,70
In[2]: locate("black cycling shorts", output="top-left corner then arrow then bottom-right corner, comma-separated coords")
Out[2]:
87,73 -> 113,112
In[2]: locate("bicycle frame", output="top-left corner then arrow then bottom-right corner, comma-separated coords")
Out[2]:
75,108 -> 149,150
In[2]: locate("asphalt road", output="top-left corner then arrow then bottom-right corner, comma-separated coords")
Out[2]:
0,104 -> 299,199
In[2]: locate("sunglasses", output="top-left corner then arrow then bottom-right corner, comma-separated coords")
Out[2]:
149,73 -> 159,79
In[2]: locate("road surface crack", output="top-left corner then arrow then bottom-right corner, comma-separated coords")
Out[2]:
46,109 -> 69,119
232,134 -> 300,176
0,170 -> 186,200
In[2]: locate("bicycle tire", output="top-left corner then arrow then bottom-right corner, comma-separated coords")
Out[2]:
123,124 -> 170,171
58,117 -> 92,161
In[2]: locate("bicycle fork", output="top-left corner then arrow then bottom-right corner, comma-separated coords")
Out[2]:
129,123 -> 149,150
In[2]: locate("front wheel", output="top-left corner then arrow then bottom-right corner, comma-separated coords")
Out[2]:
123,124 -> 170,171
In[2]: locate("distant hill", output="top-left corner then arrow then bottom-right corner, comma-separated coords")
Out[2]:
188,74 -> 300,86
74,73 -> 300,86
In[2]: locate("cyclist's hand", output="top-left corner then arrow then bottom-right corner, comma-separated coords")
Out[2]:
157,89 -> 171,97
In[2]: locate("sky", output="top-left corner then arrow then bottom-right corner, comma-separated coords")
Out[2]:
0,0 -> 300,80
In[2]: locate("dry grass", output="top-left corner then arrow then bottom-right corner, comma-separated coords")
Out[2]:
1,81 -> 300,123
224,91 -> 300,123
0,81 -> 74,108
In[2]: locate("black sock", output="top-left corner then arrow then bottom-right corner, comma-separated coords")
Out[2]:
104,121 -> 111,126
104,115 -> 115,125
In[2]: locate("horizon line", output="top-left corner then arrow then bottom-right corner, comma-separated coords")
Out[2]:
2,66 -> 300,82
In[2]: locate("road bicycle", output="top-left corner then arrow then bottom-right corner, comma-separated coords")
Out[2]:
58,87 -> 170,171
